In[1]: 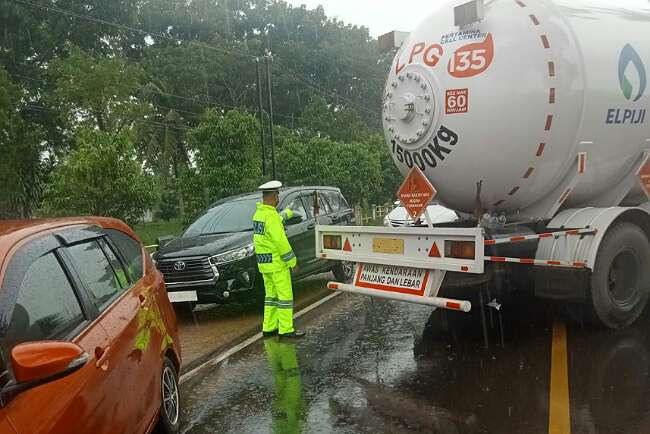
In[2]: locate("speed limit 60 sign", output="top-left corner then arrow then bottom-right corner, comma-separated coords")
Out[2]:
445,88 -> 469,114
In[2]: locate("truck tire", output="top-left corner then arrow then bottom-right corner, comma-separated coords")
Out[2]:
156,357 -> 181,433
589,222 -> 650,329
332,261 -> 355,283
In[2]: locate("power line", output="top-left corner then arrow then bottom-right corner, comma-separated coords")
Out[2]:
13,72 -> 241,115
12,0 -> 256,61
272,61 -> 380,117
13,0 -> 380,120
281,45 -> 387,83
24,103 -> 193,132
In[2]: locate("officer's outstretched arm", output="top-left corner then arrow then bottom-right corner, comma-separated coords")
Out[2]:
268,215 -> 297,268
279,208 -> 295,222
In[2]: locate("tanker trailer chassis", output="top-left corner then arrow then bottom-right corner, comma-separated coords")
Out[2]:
317,205 -> 650,329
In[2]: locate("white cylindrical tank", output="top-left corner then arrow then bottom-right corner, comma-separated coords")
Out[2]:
383,0 -> 650,219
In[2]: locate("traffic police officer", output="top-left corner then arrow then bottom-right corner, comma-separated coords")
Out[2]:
253,181 -> 305,339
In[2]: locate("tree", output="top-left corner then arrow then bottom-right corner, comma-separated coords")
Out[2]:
301,96 -> 370,142
277,134 -> 382,206
0,68 -> 44,218
190,109 -> 262,203
40,128 -> 156,225
366,133 -> 403,205
49,47 -> 147,133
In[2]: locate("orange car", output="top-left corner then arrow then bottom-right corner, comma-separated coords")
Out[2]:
0,218 -> 181,434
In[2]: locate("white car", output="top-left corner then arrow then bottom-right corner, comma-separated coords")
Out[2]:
384,203 -> 459,227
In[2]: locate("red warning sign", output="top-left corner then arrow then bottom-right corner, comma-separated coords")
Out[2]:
343,238 -> 352,252
637,155 -> 650,198
428,242 -> 441,258
397,167 -> 437,221
445,88 -> 469,114
354,263 -> 431,296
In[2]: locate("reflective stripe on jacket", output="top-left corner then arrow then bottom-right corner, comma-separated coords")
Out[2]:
252,203 -> 297,273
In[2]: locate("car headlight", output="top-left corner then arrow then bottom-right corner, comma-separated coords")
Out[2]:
383,215 -> 390,227
209,243 -> 255,265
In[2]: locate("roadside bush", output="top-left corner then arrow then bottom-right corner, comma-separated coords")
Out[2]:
41,128 -> 157,226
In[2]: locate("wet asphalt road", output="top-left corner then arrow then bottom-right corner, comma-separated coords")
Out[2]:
179,289 -> 650,434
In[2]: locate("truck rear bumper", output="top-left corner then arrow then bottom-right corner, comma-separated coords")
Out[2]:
328,282 -> 472,312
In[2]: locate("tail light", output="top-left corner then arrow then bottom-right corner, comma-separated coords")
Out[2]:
323,235 -> 343,250
445,241 -> 475,259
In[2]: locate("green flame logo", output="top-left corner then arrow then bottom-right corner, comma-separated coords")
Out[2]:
619,44 -> 647,102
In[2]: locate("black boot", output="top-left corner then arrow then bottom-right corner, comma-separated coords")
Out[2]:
279,330 -> 305,339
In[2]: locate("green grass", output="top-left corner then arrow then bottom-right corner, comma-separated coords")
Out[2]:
133,219 -> 185,246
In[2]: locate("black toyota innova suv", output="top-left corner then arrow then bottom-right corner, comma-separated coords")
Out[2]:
153,186 -> 356,304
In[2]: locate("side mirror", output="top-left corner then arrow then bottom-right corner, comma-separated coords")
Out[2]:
1,341 -> 88,406
11,341 -> 88,385
156,235 -> 177,250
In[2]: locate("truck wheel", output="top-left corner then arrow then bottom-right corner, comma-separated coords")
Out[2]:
156,357 -> 181,433
589,223 -> 650,329
333,261 -> 355,283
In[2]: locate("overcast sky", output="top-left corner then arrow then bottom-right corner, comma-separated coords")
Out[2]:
284,0 -> 432,37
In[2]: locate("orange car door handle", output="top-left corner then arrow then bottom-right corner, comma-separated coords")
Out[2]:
95,345 -> 111,370
139,294 -> 147,307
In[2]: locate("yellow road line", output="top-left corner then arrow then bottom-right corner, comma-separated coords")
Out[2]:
549,321 -> 571,434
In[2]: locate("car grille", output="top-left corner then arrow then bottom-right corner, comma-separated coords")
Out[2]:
156,257 -> 215,284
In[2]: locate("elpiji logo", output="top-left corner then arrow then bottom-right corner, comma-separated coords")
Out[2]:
606,44 -> 647,125
619,43 -> 647,102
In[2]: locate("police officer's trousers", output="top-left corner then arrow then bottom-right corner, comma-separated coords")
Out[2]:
262,269 -> 294,335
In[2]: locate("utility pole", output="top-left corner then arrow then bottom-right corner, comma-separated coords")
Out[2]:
256,57 -> 266,176
265,50 -> 277,180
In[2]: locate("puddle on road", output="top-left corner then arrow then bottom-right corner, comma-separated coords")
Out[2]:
179,289 -> 650,434
569,311 -> 650,434
176,275 -> 333,369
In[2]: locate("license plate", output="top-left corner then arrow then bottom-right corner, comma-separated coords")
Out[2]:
168,291 -> 198,303
372,238 -> 404,254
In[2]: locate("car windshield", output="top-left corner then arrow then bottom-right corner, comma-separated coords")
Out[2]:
183,199 -> 258,237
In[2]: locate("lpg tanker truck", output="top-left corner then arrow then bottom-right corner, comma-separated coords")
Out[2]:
316,0 -> 650,328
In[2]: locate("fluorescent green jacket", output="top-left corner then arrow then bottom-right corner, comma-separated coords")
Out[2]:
253,203 -> 297,273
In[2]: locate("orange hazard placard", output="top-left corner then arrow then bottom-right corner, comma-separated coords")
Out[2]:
397,167 -> 437,221
637,155 -> 650,198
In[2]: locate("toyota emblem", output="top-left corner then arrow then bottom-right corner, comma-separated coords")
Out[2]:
173,261 -> 186,271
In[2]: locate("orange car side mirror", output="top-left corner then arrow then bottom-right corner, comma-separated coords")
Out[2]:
11,341 -> 88,384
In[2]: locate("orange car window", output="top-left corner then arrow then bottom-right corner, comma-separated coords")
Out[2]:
67,241 -> 126,312
105,229 -> 144,284
98,238 -> 128,289
1,253 -> 84,351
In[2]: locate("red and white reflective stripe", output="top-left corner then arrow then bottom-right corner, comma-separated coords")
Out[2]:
484,228 -> 597,246
487,256 -> 587,268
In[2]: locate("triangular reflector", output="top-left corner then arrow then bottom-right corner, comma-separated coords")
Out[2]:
343,238 -> 352,252
428,242 -> 441,258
